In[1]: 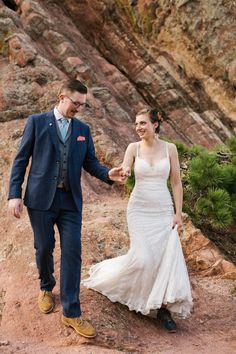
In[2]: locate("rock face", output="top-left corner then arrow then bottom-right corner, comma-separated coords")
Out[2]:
180,214 -> 236,280
1,2 -> 236,353
57,0 -> 236,141
0,0 -> 235,156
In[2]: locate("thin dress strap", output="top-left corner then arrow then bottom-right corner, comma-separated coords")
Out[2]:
136,142 -> 140,157
166,142 -> 169,159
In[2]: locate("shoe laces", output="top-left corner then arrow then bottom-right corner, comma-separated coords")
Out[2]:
76,317 -> 90,328
41,290 -> 52,298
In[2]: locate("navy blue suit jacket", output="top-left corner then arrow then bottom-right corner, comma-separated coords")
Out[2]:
8,110 -> 112,211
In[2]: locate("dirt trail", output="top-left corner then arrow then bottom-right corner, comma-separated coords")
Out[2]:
0,196 -> 236,354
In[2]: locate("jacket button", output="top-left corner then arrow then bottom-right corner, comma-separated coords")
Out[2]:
54,176 -> 57,180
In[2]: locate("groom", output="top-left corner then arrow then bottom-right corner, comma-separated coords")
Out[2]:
8,79 -> 126,338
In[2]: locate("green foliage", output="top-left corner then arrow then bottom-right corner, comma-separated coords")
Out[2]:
125,169 -> 135,195
185,142 -> 236,231
220,164 -> 236,194
231,194 -> 236,218
188,152 -> 222,191
212,143 -> 230,154
195,189 -> 232,230
226,135 -> 236,154
0,29 -> 13,57
232,156 -> 236,166
142,2 -> 159,35
116,0 -> 137,28
125,136 -> 236,232
172,140 -> 190,160
188,144 -> 206,156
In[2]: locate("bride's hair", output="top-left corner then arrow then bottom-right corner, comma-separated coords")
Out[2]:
136,108 -> 164,134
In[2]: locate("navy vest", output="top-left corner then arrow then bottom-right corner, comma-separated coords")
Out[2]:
55,120 -> 72,191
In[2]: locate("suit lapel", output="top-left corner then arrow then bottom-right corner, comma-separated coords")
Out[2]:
47,111 -> 60,156
68,118 -> 85,158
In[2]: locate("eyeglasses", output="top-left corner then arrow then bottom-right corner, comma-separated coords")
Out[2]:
65,95 -> 86,108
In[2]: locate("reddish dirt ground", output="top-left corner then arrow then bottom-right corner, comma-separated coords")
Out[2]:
1,194 -> 236,354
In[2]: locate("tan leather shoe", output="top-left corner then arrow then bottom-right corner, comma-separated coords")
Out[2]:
38,290 -> 54,314
61,315 -> 97,338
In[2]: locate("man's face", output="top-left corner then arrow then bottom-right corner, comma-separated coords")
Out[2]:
59,91 -> 87,118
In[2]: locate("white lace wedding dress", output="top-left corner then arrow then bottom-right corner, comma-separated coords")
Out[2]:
82,142 -> 193,318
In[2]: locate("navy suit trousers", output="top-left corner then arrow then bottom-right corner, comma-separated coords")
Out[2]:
27,189 -> 82,318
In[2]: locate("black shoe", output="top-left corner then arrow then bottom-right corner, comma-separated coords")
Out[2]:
157,308 -> 177,333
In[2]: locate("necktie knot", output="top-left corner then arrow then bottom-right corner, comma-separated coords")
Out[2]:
60,117 -> 68,126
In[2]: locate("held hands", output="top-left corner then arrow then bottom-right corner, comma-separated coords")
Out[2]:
108,166 -> 131,184
8,198 -> 23,218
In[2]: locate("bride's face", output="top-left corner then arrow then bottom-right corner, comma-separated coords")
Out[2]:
135,114 -> 157,139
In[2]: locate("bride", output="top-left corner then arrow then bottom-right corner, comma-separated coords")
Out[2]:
82,108 -> 193,332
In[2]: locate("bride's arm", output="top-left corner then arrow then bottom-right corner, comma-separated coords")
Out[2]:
169,143 -> 183,227
122,143 -> 136,175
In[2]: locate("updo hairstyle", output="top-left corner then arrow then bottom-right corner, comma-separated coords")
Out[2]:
136,108 -> 164,134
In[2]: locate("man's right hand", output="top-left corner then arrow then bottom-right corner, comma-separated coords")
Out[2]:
8,198 -> 23,218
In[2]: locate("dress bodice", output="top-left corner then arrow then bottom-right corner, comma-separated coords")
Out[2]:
129,142 -> 173,211
134,141 -> 170,185
134,156 -> 170,184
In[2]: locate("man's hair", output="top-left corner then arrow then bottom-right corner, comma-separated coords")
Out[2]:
59,79 -> 87,95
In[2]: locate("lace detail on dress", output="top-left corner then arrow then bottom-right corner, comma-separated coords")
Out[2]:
83,141 -> 193,318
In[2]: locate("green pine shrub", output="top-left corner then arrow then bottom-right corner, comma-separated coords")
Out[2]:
226,135 -> 236,153
183,140 -> 236,230
188,144 -> 206,156
220,164 -> 236,194
195,188 -> 233,229
232,156 -> 236,165
187,152 -> 223,191
231,194 -> 236,219
125,136 -> 236,232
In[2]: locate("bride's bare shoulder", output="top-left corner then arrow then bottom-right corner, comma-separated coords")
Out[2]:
164,141 -> 177,151
126,142 -> 139,152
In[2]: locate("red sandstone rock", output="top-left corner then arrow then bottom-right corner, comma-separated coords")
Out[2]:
8,34 -> 36,67
227,59 -> 236,88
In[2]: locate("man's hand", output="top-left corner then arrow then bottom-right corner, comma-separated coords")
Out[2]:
108,166 -> 130,184
8,198 -> 23,218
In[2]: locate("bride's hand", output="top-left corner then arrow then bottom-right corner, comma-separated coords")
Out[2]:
108,166 -> 130,184
121,166 -> 131,177
172,213 -> 182,229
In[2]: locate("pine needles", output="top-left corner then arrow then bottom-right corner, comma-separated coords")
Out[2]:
125,135 -> 236,231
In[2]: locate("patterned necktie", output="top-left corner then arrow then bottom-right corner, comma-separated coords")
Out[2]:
59,118 -> 69,141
